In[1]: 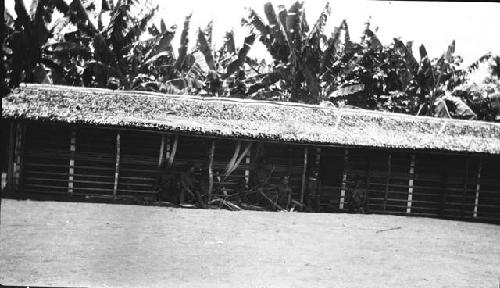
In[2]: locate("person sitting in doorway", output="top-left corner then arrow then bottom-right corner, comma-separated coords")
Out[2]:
349,177 -> 366,213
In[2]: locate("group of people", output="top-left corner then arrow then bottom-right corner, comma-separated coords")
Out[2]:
155,161 -> 367,213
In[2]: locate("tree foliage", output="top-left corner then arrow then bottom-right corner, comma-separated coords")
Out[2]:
2,0 -> 499,121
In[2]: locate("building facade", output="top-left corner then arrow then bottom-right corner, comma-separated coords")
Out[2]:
2,85 -> 500,223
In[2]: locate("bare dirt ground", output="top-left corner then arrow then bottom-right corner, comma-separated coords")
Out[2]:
1,199 -> 499,288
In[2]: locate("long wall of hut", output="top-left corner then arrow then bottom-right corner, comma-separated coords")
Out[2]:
3,120 -> 500,223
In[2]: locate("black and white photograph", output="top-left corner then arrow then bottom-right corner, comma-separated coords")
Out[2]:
1,0 -> 499,287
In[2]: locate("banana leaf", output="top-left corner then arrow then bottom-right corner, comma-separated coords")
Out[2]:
242,8 -> 270,36
204,20 -> 214,49
176,14 -> 192,71
102,0 -> 111,11
166,77 -> 204,90
197,28 -> 215,70
193,51 -> 210,74
219,30 -> 236,55
264,2 -> 280,28
307,2 -> 330,41
320,20 -> 345,74
14,0 -> 31,29
157,26 -> 176,53
122,5 -> 158,49
226,33 -> 256,76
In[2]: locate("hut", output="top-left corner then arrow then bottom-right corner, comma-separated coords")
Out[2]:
2,84 -> 500,223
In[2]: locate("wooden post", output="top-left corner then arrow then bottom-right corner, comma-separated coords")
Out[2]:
158,135 -> 165,167
383,153 -> 392,211
68,128 -> 76,196
340,149 -> 348,209
300,147 -> 308,203
113,132 -> 121,199
473,156 -> 482,218
315,147 -> 321,212
168,135 -> 178,166
208,140 -> 215,198
6,122 -> 15,195
365,154 -> 371,210
14,122 -> 23,187
11,122 -> 25,196
406,153 -> 416,214
165,135 -> 171,160
460,155 -> 470,218
244,153 -> 251,189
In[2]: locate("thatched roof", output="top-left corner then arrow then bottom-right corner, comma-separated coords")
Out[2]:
3,84 -> 500,154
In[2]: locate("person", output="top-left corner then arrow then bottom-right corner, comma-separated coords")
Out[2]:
179,162 -> 205,207
306,171 -> 321,212
277,176 -> 292,210
349,178 -> 366,213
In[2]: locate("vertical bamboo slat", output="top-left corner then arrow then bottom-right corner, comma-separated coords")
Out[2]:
340,149 -> 348,209
300,147 -> 308,203
383,153 -> 392,211
365,156 -> 371,209
169,135 -> 179,166
113,132 -> 121,199
473,156 -> 482,218
460,155 -> 469,218
208,141 -> 215,197
13,122 -> 25,193
68,129 -> 76,195
158,135 -> 165,167
166,135 -> 171,160
7,122 -> 15,194
244,153 -> 250,189
406,153 -> 416,214
315,148 -> 321,211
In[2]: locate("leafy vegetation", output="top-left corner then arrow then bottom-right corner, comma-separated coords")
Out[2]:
2,0 -> 499,121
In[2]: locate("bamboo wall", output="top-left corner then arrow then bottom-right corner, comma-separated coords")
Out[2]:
4,121 -> 500,223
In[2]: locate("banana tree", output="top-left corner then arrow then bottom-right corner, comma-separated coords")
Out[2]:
242,1 -> 331,103
7,0 -> 72,87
